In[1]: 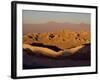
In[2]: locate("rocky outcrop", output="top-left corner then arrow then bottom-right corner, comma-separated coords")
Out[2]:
23,30 -> 90,49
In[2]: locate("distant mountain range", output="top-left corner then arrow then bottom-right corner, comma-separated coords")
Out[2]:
23,22 -> 90,34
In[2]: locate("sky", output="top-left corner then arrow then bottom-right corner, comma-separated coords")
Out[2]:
23,10 -> 90,24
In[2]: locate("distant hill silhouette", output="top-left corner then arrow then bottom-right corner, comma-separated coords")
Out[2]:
23,22 -> 90,34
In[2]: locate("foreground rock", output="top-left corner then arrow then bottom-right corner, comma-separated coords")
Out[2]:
23,43 -> 90,69
23,43 -> 90,59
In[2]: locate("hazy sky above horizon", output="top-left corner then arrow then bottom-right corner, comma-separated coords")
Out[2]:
23,10 -> 90,24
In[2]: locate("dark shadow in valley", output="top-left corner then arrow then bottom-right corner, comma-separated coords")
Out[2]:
30,42 -> 62,52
